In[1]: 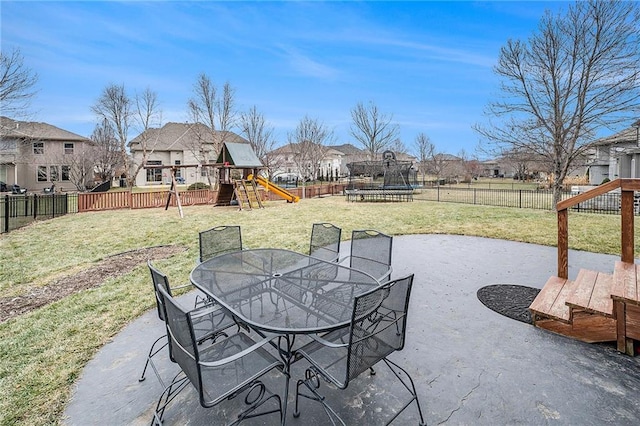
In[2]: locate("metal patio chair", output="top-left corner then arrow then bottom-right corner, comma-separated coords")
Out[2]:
196,225 -> 245,307
293,274 -> 425,425
341,229 -> 393,282
309,223 -> 342,262
199,225 -> 243,263
138,261 -> 237,386
152,285 -> 284,425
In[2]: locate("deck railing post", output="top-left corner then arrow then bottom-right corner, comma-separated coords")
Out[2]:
557,208 -> 569,279
620,189 -> 634,263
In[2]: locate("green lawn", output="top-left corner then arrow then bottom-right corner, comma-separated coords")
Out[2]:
0,196 -> 635,425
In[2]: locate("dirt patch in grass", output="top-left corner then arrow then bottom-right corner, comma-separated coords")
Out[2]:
0,245 -> 186,323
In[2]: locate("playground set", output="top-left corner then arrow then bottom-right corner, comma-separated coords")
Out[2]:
144,142 -> 299,217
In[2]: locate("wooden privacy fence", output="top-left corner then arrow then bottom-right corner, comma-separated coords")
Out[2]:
78,189 -> 213,212
77,184 -> 346,212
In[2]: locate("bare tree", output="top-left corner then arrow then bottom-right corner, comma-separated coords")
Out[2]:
457,149 -> 482,182
350,101 -> 399,160
476,0 -> 640,204
129,88 -> 162,186
239,106 -> 281,179
187,74 -> 237,187
0,47 -> 38,119
91,84 -> 161,187
500,148 -> 541,181
90,118 -> 121,184
63,150 -> 95,191
413,132 -> 435,185
288,115 -> 334,181
390,138 -> 408,155
431,154 -> 454,183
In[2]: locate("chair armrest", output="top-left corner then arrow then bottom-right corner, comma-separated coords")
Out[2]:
198,333 -> 281,368
378,266 -> 393,283
172,282 -> 194,291
308,333 -> 349,349
190,303 -> 225,319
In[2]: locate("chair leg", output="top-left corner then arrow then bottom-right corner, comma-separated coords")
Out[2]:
293,369 -> 346,426
230,381 -> 284,425
139,334 -> 169,387
383,358 -> 426,426
150,371 -> 190,426
295,362 -> 426,426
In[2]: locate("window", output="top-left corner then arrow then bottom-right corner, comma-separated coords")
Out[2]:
64,143 -> 74,155
175,160 -> 182,178
37,166 -> 47,182
62,166 -> 71,181
146,160 -> 162,182
33,142 -> 44,155
50,166 -> 59,181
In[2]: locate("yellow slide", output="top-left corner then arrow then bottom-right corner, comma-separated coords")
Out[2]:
248,174 -> 300,203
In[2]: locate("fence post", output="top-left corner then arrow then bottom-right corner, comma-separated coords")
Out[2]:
519,190 -> 522,209
33,194 -> 38,219
3,195 -> 8,233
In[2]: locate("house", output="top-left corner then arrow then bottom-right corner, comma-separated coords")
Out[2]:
587,120 -> 640,185
331,144 -> 368,176
268,143 -> 350,181
267,142 -> 418,182
0,116 -> 94,192
128,122 -> 249,187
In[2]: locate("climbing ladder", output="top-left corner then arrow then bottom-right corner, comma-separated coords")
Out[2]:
234,179 -> 263,210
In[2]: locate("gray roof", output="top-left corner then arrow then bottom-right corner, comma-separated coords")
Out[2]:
128,122 -> 248,151
330,143 -> 363,155
593,121 -> 640,146
216,142 -> 263,167
270,143 -> 361,156
0,116 -> 90,141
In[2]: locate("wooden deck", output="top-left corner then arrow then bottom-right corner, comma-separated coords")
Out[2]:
530,261 -> 639,353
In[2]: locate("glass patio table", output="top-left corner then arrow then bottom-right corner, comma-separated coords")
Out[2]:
190,248 -> 380,424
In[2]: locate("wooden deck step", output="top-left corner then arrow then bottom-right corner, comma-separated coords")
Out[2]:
611,261 -> 639,305
566,269 -> 614,318
529,276 -> 575,323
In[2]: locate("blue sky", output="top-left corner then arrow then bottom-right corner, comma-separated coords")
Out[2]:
2,1 -> 573,156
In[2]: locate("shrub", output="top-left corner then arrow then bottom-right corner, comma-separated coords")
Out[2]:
600,178 -> 610,185
188,182 -> 211,190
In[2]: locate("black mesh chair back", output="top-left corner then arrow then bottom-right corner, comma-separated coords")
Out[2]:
345,274 -> 411,383
349,230 -> 393,282
154,285 -> 284,424
199,225 -> 242,263
148,260 -> 171,322
309,223 -> 342,262
157,285 -> 202,394
294,274 -> 425,425
139,261 -> 176,385
142,261 -> 237,385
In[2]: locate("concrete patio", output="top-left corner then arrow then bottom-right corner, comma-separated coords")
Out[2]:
64,235 -> 640,425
